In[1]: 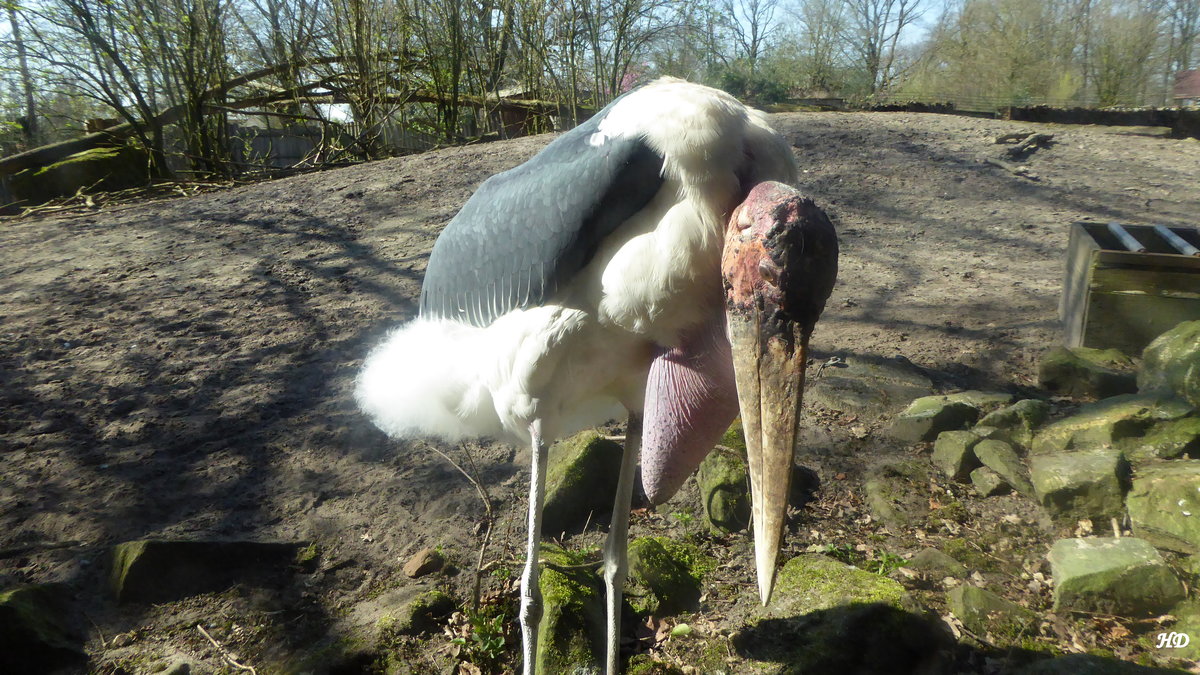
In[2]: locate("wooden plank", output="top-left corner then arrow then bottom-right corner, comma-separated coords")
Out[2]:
1060,223 -> 1100,347
1082,293 -> 1200,355
1091,266 -> 1200,298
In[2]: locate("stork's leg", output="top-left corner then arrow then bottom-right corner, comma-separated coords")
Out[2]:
520,420 -> 549,675
603,414 -> 642,675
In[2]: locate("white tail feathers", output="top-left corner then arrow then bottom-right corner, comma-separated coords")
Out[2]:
355,317 -> 505,442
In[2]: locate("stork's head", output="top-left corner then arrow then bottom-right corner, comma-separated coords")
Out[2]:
722,181 -> 838,604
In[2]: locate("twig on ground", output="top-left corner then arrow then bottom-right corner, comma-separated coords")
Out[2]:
427,443 -> 492,519
195,623 -> 257,674
85,613 -> 107,650
427,442 -> 498,612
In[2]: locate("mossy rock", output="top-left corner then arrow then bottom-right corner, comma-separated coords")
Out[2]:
1029,449 -> 1131,523
696,446 -> 750,533
888,395 -> 985,443
1126,460 -> 1200,553
942,390 -> 1017,412
110,539 -> 304,603
737,555 -> 945,673
1125,416 -> 1200,461
974,439 -> 1033,496
947,585 -> 1037,643
1139,320 -> 1200,408
720,418 -> 747,456
932,430 -> 983,482
1038,346 -> 1137,399
977,399 -> 1052,449
1030,394 -> 1196,456
764,554 -> 913,617
388,590 -> 455,636
627,537 -> 711,615
864,459 -> 932,529
1157,599 -> 1200,661
971,466 -> 1011,497
903,548 -> 968,579
543,431 -> 623,536
10,145 -> 150,205
536,543 -> 604,675
0,584 -> 85,672
1048,537 -> 1186,616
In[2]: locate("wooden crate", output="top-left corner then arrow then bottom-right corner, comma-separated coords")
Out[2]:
1061,222 -> 1200,355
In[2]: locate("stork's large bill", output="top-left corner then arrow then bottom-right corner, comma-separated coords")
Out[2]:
721,182 -> 839,604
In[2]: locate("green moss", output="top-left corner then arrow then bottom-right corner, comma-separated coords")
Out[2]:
410,590 -> 454,618
295,542 -> 320,571
539,544 -> 594,606
697,446 -> 750,533
109,540 -> 146,593
942,537 -> 997,573
1086,647 -> 1116,659
536,543 -> 604,674
772,555 -> 909,610
1018,636 -> 1062,656
627,537 -> 712,615
0,586 -> 75,651
720,419 -> 747,456
744,555 -> 941,673
660,537 -> 716,580
626,655 -> 687,674
926,500 -> 969,528
695,638 -> 733,671
543,431 -> 623,534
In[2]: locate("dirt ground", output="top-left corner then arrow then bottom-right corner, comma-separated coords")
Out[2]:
2,111 -> 1199,674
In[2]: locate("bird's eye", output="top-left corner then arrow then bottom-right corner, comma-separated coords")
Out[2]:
758,259 -> 780,286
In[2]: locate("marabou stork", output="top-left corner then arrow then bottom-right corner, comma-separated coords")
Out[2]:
356,77 -> 838,674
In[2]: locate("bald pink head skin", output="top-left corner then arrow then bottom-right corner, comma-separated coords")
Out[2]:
723,181 -> 838,328
638,181 -> 837,507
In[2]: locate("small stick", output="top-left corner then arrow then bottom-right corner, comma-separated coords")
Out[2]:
426,443 -> 492,519
195,624 -> 257,674
85,613 -> 107,650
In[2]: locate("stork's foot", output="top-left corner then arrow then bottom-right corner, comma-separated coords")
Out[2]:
519,574 -> 543,674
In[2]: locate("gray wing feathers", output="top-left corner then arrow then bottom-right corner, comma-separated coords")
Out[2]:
419,106 -> 665,326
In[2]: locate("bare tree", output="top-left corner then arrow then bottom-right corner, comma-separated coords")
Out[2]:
232,0 -> 324,102
322,0 -> 412,152
1166,0 -> 1200,73
6,2 -> 39,147
788,0 -> 848,93
843,0 -> 924,94
722,0 -> 780,80
1088,0 -> 1164,105
145,0 -> 234,175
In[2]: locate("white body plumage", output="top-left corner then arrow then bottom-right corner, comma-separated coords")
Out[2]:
356,77 -> 796,448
